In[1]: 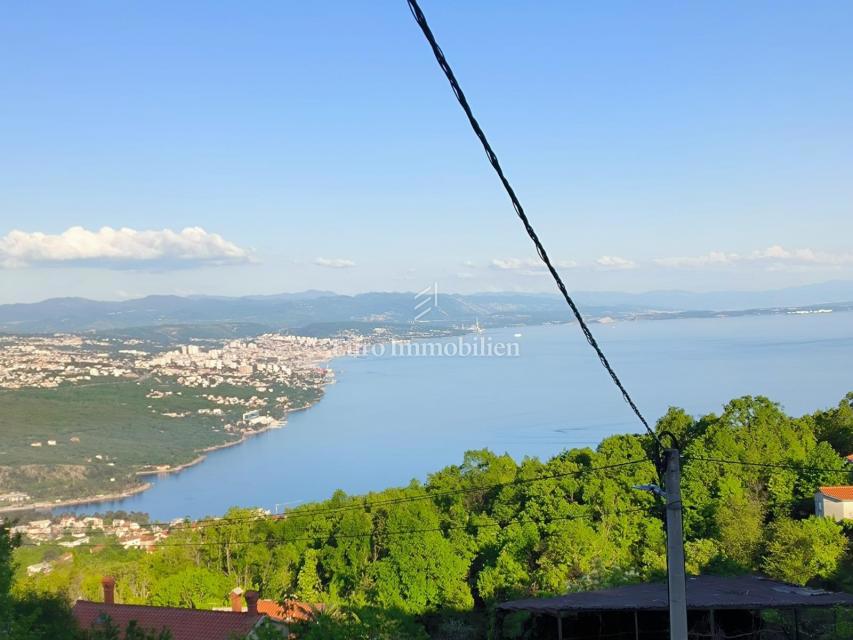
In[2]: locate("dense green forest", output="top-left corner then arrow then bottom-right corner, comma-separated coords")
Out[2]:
0,378 -> 324,504
4,393 -> 853,639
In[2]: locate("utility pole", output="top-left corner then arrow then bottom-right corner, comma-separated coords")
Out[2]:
663,448 -> 688,640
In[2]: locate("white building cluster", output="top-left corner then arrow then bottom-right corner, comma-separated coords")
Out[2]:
0,335 -> 138,389
0,332 -> 358,394
143,335 -> 349,392
12,514 -> 170,550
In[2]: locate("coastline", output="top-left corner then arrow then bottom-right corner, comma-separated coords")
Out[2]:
7,329 -> 510,515
0,481 -> 153,514
3,395 -> 328,515
8,314 -> 849,520
136,420 -> 286,478
7,313 -> 837,517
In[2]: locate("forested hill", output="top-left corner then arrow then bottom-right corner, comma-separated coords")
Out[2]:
8,393 -> 853,639
3,281 -> 853,333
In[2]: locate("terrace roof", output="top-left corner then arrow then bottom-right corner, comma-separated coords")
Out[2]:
497,575 -> 853,615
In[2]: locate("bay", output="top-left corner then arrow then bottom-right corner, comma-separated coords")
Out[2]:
68,312 -> 853,521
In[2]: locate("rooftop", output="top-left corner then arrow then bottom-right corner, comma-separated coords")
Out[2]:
72,601 -> 264,640
257,599 -> 318,622
497,575 -> 853,615
819,486 -> 853,501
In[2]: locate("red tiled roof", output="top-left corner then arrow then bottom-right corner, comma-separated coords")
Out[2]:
73,601 -> 263,640
819,486 -> 853,501
846,454 -> 853,463
256,599 -> 319,623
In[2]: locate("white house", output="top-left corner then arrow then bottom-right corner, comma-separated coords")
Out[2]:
815,486 -> 853,521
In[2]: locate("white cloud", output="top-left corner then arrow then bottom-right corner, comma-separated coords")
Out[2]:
749,245 -> 853,265
554,259 -> 579,269
595,255 -> 636,270
490,257 -> 577,272
653,251 -> 738,268
491,258 -> 540,271
314,257 -> 356,269
654,245 -> 853,270
0,226 -> 250,269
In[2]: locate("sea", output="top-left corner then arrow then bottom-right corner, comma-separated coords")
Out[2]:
65,311 -> 853,521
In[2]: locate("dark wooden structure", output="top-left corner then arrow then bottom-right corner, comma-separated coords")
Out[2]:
496,575 -> 853,639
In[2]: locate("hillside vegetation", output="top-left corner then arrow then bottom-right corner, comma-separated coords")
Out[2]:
7,393 -> 853,639
0,380 -> 321,504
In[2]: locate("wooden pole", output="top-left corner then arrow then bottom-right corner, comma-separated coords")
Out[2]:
556,613 -> 563,640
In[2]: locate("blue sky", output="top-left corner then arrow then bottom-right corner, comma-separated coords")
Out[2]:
1,1 -> 852,303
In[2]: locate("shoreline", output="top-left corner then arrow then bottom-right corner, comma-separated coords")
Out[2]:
135,419 -> 287,478
0,481 -> 154,514
5,328 -> 523,515
3,396 -> 327,515
3,330 -> 514,516
5,314 -> 848,517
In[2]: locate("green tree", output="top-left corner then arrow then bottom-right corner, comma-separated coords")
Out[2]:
714,493 -> 764,569
536,519 -> 610,592
148,566 -> 230,609
293,607 -> 428,640
320,510 -> 372,602
682,396 -> 822,535
813,392 -> 853,456
6,592 -> 77,640
9,391 -> 853,637
476,520 -> 539,601
296,549 -> 323,602
368,497 -> 473,614
655,407 -> 698,447
0,522 -> 14,638
252,619 -> 288,640
763,517 -> 848,585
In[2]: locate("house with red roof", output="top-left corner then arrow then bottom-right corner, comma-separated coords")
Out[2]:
815,486 -> 853,521
72,577 -> 285,639
222,588 -> 320,624
258,599 -> 319,624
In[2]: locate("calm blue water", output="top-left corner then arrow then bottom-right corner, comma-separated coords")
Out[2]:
67,312 -> 853,520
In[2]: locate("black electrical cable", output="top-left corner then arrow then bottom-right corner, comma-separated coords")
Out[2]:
21,506 -> 656,549
687,456 -> 853,475
405,0 -> 660,449
44,458 -> 652,534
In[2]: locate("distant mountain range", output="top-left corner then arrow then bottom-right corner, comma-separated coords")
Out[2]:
1,280 -> 852,334
571,280 -> 853,310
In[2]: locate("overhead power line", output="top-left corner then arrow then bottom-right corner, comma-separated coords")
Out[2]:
43,455 -> 849,536
46,459 -> 652,534
405,0 -> 660,447
686,456 -> 853,475
22,506 -> 656,550
39,456 -> 848,538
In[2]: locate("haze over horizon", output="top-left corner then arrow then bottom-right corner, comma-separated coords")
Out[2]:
5,278 -> 853,307
2,2 -> 852,304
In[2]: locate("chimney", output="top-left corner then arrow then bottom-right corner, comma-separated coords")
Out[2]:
230,588 -> 244,612
245,590 -> 259,616
102,576 -> 116,605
